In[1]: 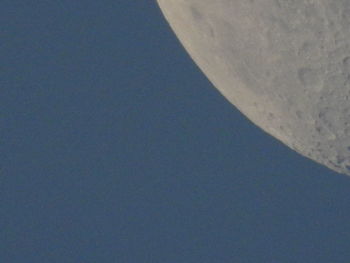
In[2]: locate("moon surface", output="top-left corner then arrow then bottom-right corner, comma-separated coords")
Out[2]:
157,0 -> 350,176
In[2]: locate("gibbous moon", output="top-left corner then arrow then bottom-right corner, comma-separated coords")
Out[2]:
157,0 -> 350,176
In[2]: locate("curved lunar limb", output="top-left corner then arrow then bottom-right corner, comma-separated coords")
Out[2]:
157,0 -> 350,176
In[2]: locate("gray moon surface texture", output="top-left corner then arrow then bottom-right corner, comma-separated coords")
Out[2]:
157,0 -> 350,176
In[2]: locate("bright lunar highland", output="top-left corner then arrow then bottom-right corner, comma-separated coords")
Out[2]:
157,0 -> 350,176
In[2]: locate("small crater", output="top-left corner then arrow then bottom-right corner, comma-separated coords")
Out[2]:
298,68 -> 320,88
190,6 -> 215,39
296,110 -> 303,119
336,155 -> 345,164
267,112 -> 275,120
345,127 -> 350,135
342,56 -> 350,72
298,42 -> 312,56
330,160 -> 342,169
190,6 -> 202,21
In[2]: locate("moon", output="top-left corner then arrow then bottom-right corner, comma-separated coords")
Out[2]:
157,0 -> 350,176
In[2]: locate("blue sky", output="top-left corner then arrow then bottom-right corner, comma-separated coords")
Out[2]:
2,1 -> 350,262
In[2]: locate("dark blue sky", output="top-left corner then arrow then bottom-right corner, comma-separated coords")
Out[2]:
2,1 -> 350,262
